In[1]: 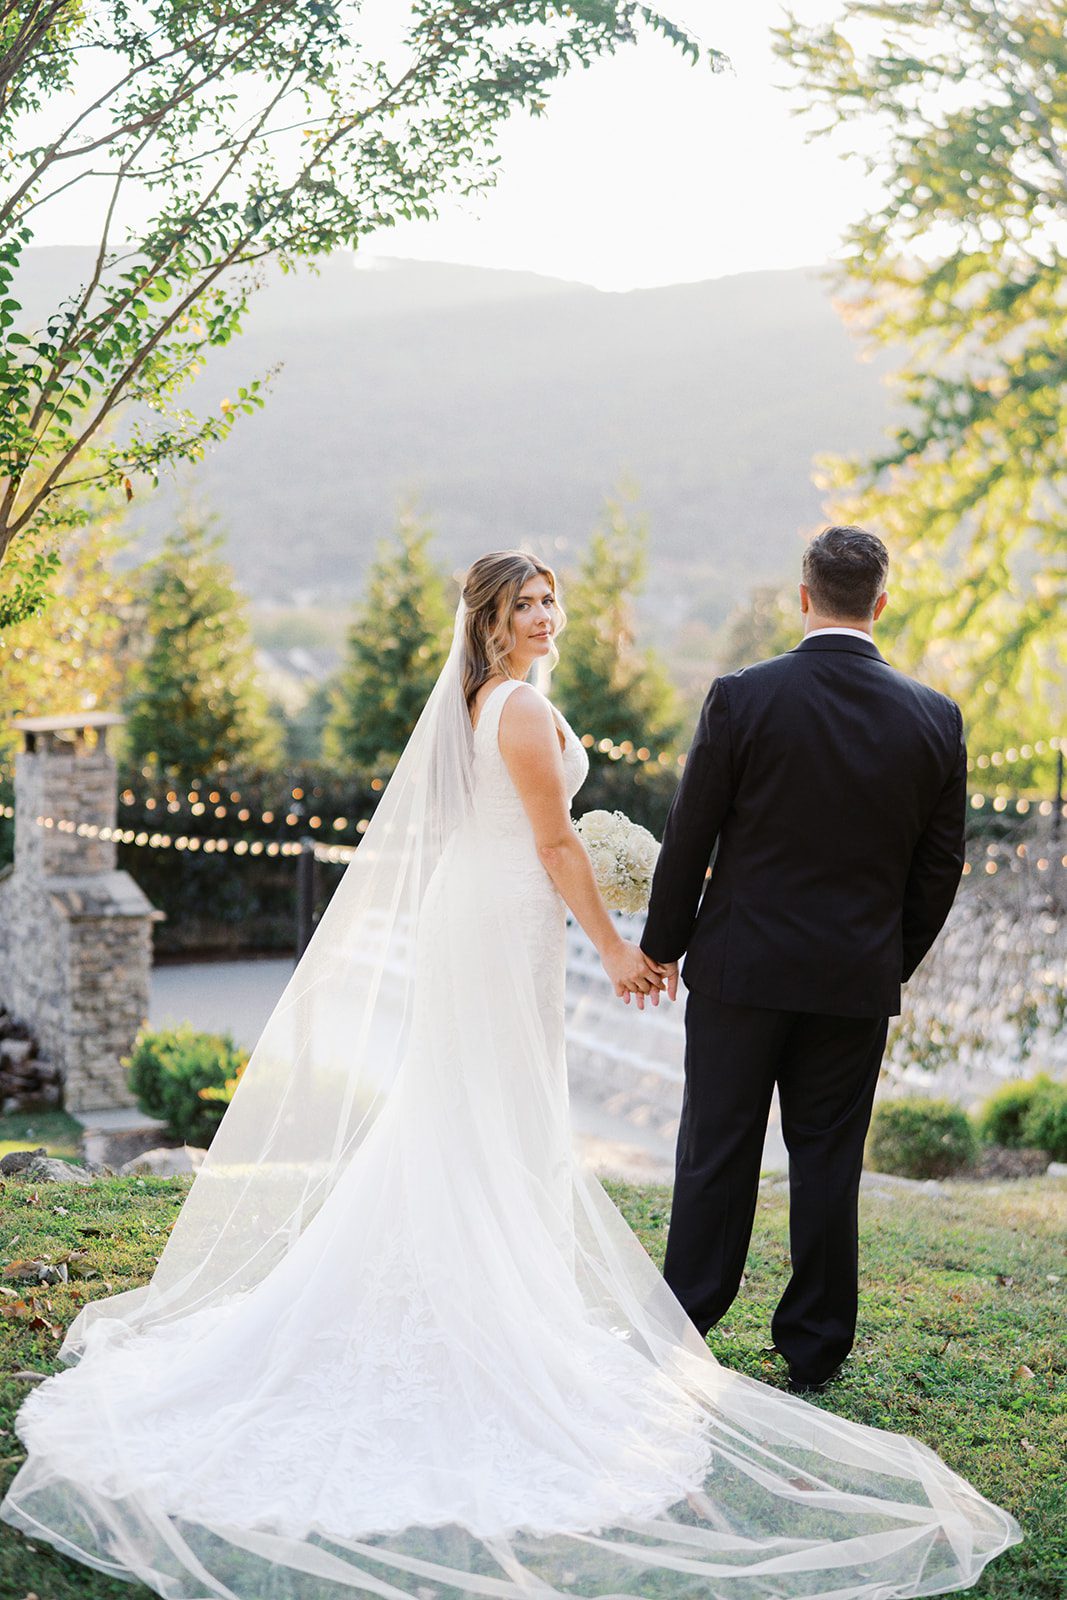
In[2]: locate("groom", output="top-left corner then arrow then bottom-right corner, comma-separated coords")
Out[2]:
639,525 -> 967,1391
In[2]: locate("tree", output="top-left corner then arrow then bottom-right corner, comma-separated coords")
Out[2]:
123,514 -> 281,777
0,4 -> 719,626
0,509 -> 138,772
775,1 -> 1066,747
323,506 -> 452,773
551,494 -> 685,750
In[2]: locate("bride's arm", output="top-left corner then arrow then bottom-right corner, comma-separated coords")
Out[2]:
498,686 -> 666,1004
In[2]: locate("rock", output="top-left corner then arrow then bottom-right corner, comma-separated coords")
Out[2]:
861,1169 -> 944,1195
78,1123 -> 173,1170
18,1155 -> 96,1185
0,1038 -> 33,1066
118,1144 -> 207,1177
1048,1162 -> 1067,1180
0,1146 -> 48,1175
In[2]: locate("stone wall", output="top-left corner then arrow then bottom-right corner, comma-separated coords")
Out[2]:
0,716 -> 161,1113
13,743 -> 118,879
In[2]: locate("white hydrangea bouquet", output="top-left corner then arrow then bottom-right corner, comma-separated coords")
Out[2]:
573,808 -> 661,915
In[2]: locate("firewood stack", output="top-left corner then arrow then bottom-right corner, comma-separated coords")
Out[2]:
0,1007 -> 62,1114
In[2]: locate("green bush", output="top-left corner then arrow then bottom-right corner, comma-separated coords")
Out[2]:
978,1073 -> 1067,1158
978,1076 -> 1044,1148
866,1097 -> 978,1179
124,1024 -> 248,1146
1022,1079 -> 1067,1161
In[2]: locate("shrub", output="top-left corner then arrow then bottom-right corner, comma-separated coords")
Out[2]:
124,1024 -> 248,1146
866,1097 -> 978,1179
1021,1078 -> 1067,1161
977,1073 -> 1067,1158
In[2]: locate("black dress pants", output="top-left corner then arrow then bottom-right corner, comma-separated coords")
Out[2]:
663,987 -> 888,1380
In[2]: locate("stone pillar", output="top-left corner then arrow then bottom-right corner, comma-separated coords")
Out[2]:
0,713 -> 164,1112
13,718 -> 121,879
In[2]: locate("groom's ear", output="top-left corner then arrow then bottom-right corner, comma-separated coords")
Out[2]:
799,582 -> 810,615
873,591 -> 889,621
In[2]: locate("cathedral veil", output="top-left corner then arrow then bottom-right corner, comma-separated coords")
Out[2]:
67,597 -> 482,1344
1,597 -> 1021,1600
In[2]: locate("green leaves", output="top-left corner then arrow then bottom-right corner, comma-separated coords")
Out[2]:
776,1 -> 1067,749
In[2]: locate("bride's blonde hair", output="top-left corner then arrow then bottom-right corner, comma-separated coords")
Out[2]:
460,550 -> 566,711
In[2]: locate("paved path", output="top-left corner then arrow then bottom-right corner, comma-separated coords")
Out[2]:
150,957 -> 789,1180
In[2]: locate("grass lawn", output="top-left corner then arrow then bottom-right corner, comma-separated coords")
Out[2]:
1,1172 -> 1064,1599
0,1111 -> 84,1165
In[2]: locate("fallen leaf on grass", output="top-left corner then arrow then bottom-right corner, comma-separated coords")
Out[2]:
1012,1364 -> 1036,1383
11,1370 -> 49,1382
2,1258 -> 60,1284
2,1258 -> 67,1285
995,1274 -> 1015,1288
2,1248 -> 95,1285
0,1297 -> 63,1336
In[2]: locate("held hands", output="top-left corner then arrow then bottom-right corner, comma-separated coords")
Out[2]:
600,940 -> 679,1009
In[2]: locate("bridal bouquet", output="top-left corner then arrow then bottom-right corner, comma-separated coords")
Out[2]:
574,809 -> 660,914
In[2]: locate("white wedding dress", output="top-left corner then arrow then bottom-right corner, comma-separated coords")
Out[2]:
1,668 -> 1021,1600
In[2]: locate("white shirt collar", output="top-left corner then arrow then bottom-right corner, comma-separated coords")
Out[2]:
804,626 -> 874,643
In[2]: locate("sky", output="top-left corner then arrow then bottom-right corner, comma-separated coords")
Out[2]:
29,2 -> 886,294
371,2 -> 887,291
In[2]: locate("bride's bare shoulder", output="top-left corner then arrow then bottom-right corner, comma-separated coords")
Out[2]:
498,684 -> 565,756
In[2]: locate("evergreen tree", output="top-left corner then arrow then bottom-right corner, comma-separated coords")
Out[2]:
551,496 -> 685,751
123,515 -> 281,778
323,509 -> 452,774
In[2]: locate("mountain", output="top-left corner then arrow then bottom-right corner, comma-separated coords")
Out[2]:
15,249 -> 898,646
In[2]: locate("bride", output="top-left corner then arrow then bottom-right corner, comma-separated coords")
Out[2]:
2,550 -> 1020,1599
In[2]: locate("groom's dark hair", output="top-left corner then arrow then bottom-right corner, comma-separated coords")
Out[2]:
802,525 -> 889,620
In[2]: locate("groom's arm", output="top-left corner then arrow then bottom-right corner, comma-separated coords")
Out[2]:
640,675 -> 735,965
901,702 -> 968,982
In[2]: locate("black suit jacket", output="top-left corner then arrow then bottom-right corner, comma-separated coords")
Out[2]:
640,634 -> 967,1018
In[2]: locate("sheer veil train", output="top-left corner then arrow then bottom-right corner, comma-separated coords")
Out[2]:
1,594 -> 1021,1600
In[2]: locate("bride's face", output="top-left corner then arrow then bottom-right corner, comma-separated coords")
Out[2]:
507,578 -> 557,668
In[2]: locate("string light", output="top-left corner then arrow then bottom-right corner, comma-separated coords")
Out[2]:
968,736 -> 1062,773
969,793 -> 1067,816
101,728 -> 687,838
21,806 -> 1067,885
113,787 -> 370,834
9,792 -> 1067,832
28,813 -> 357,865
